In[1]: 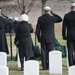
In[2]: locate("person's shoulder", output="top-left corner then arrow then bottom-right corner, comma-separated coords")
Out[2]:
0,16 -> 6,23
38,16 -> 42,19
0,16 -> 3,18
0,16 -> 5,20
63,12 -> 70,18
20,21 -> 30,25
20,21 -> 25,24
38,14 -> 45,19
65,11 -> 72,16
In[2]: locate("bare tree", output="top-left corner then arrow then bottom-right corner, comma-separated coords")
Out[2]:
58,0 -> 75,3
41,0 -> 49,14
0,0 -> 10,1
11,0 -> 35,15
68,0 -> 75,3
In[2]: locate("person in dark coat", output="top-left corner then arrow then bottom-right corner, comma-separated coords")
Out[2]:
0,7 -> 9,54
36,6 -> 62,70
62,3 -> 75,66
14,14 -> 34,71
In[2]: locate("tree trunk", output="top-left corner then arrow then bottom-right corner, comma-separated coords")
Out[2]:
41,2 -> 46,15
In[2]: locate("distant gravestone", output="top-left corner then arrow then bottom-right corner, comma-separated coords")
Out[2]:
49,51 -> 62,74
0,66 -> 9,75
24,60 -> 39,75
69,65 -> 75,75
17,51 -> 21,68
0,52 -> 7,66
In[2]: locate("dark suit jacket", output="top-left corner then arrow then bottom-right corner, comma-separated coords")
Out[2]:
36,13 -> 62,43
62,11 -> 75,41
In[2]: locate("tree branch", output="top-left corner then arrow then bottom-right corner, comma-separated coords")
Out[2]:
17,0 -> 23,13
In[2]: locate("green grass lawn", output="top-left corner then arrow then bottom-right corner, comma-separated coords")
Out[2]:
6,33 -> 67,57
7,60 -> 68,75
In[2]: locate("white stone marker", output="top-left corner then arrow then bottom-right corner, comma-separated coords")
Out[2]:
69,65 -> 75,75
49,51 -> 62,74
0,52 -> 7,66
17,52 -> 21,68
0,66 -> 9,75
24,60 -> 39,75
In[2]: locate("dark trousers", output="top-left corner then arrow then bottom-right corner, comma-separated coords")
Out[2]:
41,42 -> 54,70
18,49 -> 29,69
67,40 -> 75,66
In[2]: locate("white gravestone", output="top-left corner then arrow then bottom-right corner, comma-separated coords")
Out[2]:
0,66 -> 9,75
0,52 -> 7,66
49,51 -> 62,74
69,65 -> 75,75
17,52 -> 21,68
24,60 -> 39,75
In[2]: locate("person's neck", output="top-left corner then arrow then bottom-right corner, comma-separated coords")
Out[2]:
71,9 -> 75,11
47,12 -> 53,16
45,11 -> 49,14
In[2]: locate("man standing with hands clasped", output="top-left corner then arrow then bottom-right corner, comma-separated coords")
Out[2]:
62,3 -> 75,66
36,6 -> 62,70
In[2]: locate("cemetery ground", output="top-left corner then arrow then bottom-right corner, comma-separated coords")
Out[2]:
8,59 -> 68,75
6,28 -> 67,75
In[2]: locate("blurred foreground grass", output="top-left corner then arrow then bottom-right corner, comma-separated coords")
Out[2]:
8,60 -> 68,75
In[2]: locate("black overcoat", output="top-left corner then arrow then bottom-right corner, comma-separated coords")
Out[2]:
0,16 -> 9,54
14,21 -> 34,58
36,13 -> 62,43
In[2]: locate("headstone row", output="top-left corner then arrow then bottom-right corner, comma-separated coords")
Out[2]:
0,50 -> 74,75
